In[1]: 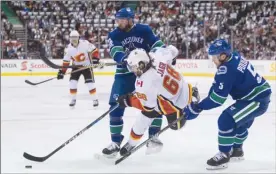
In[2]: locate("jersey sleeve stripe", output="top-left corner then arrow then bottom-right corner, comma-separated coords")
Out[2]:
110,46 -> 124,58
151,40 -> 165,50
209,91 -> 227,105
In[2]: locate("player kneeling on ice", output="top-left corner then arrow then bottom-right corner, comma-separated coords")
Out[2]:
116,46 -> 199,156
57,30 -> 100,107
183,39 -> 272,170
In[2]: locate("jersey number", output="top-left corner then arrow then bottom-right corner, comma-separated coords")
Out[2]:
247,63 -> 262,83
163,65 -> 181,95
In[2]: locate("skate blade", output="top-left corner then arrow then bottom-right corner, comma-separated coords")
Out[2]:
230,156 -> 245,162
206,163 -> 228,170
94,153 -> 117,165
145,145 -> 163,155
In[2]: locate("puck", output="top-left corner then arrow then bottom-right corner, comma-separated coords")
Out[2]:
25,165 -> 32,169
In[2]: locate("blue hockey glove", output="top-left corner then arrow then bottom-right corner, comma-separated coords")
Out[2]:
183,102 -> 202,120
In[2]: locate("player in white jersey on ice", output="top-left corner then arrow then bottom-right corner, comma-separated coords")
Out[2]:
57,30 -> 99,107
116,45 -> 199,155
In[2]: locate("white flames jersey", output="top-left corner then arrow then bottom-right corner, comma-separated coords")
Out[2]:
63,40 -> 96,66
132,55 -> 192,115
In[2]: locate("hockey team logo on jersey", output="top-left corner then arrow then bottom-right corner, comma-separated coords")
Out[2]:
136,80 -> 143,87
217,66 -> 227,75
72,53 -> 85,62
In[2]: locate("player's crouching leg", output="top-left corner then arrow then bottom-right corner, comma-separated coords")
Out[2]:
206,111 -> 235,170
120,112 -> 155,156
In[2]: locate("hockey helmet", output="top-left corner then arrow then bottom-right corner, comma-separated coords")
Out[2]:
115,7 -> 134,19
208,39 -> 231,56
149,46 -> 178,65
69,30 -> 80,47
127,48 -> 150,77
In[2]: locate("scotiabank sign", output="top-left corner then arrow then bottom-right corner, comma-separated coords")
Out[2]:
20,60 -> 50,71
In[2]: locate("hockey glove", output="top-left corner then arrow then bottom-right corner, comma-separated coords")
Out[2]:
183,102 -> 202,120
92,57 -> 100,64
116,94 -> 132,108
171,58 -> 176,65
192,86 -> 200,103
57,70 -> 64,80
92,57 -> 104,69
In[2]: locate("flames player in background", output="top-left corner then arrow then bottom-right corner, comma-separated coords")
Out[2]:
116,45 -> 200,156
57,30 -> 100,107
184,39 -> 272,170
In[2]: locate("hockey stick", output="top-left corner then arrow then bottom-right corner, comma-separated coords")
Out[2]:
115,114 -> 186,165
23,104 -> 119,162
40,56 -> 119,69
24,66 -> 90,86
25,78 -> 56,86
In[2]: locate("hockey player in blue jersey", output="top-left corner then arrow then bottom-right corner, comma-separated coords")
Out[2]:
184,39 -> 272,170
102,8 -> 167,157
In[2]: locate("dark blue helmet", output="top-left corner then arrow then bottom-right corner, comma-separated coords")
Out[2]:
115,7 -> 134,19
208,39 -> 231,56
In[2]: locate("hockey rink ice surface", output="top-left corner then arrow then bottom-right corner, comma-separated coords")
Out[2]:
2,76 -> 276,173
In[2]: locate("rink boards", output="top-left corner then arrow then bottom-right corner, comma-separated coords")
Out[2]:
1,59 -> 275,80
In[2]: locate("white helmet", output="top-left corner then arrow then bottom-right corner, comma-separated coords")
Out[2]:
69,30 -> 80,47
127,48 -> 150,77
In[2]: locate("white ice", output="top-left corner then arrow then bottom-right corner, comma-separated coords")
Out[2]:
1,76 -> 275,173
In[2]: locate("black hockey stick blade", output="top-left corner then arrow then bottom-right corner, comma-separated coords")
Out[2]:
23,152 -> 48,162
115,115 -> 186,165
23,104 -> 119,162
25,78 -> 56,86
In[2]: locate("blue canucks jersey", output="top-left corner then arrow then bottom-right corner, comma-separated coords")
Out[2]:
108,23 -> 164,75
198,52 -> 272,110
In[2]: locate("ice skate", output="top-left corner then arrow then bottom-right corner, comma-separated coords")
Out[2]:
101,142 -> 120,158
206,151 -> 230,170
120,142 -> 135,156
230,147 -> 244,161
145,136 -> 163,155
69,99 -> 76,107
93,99 -> 99,107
